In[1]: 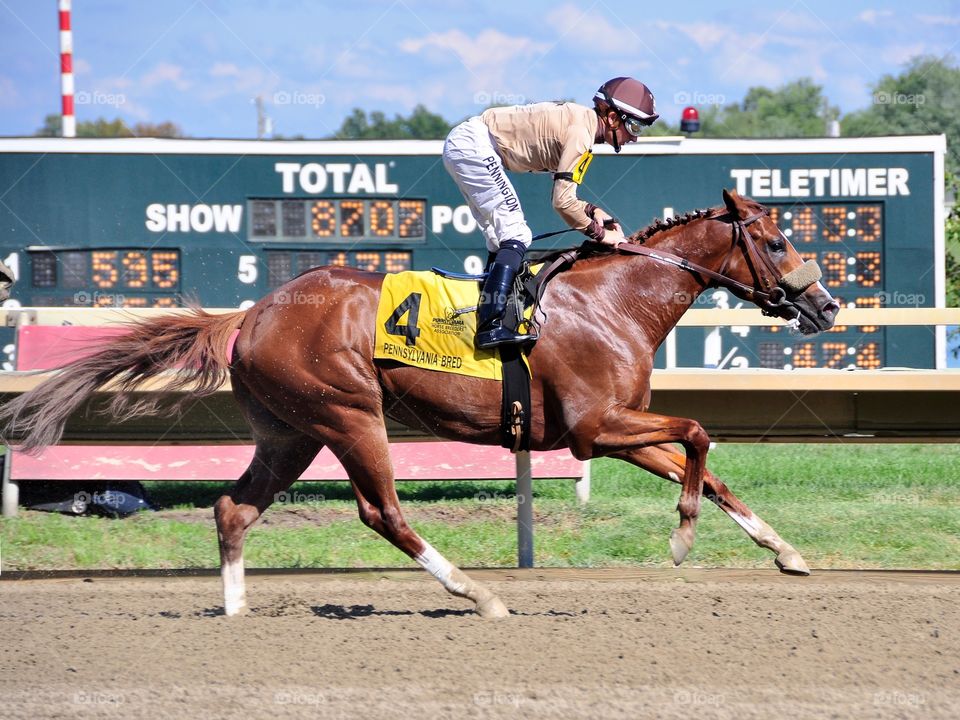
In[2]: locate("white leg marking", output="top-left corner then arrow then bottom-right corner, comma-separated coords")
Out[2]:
668,471 -> 680,482
222,557 -> 246,616
415,542 -> 467,594
728,510 -> 763,536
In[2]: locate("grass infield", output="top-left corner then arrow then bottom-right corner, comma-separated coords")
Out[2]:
2,444 -> 958,571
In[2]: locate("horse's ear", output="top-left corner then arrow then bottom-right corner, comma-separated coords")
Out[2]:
722,188 -> 740,213
722,188 -> 748,219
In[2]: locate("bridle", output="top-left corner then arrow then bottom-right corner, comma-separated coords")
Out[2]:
617,211 -> 822,319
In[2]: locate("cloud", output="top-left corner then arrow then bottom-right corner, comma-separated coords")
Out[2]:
858,9 -> 894,24
400,28 -> 549,81
882,43 -> 930,66
916,14 -> 960,25
140,62 -> 191,91
668,21 -> 734,52
209,62 -> 241,78
0,76 -> 22,108
73,58 -> 92,76
546,3 -> 646,57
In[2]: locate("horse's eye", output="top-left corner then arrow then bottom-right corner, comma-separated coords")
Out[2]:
768,239 -> 786,253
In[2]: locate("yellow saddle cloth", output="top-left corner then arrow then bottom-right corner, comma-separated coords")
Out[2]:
375,270 -> 530,380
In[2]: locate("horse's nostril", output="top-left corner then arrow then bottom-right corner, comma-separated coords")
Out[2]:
822,301 -> 840,321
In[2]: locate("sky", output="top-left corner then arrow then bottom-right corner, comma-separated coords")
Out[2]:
1,0 -> 959,138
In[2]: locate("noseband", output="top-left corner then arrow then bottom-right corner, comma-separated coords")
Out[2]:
619,211 -> 822,318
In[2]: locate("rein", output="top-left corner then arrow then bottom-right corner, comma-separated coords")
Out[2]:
617,212 -> 818,317
528,209 -> 823,328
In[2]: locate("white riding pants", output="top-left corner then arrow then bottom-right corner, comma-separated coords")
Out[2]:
442,116 -> 533,253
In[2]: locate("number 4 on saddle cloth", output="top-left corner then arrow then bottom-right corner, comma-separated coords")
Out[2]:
374,259 -> 565,452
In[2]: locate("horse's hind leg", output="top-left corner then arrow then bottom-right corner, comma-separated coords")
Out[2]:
214,393 -> 322,615
616,444 -> 810,575
327,413 -> 509,618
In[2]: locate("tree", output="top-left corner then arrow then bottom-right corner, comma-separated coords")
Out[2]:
332,104 -> 450,140
841,55 -> 960,176
690,79 -> 839,138
34,114 -> 184,138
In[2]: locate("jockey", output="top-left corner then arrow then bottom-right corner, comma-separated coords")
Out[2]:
442,77 -> 659,349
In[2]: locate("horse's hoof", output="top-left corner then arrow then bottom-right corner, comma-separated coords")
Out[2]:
775,549 -> 811,576
669,528 -> 694,566
475,596 -> 510,619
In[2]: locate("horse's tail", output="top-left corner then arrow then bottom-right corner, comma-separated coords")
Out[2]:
0,308 -> 246,454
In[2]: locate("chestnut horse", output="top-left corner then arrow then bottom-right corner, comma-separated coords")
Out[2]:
1,190 -> 838,618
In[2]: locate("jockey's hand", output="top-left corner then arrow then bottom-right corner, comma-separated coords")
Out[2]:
591,206 -> 617,226
598,224 -> 626,248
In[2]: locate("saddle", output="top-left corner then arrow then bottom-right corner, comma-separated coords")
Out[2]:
431,246 -> 582,452
431,246 -> 582,343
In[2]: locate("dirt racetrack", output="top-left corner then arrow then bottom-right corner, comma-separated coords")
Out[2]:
1,568 -> 957,719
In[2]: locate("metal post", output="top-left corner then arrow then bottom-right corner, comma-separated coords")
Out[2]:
2,448 -> 17,518
59,0 -> 76,138
574,459 -> 591,504
515,450 -> 533,568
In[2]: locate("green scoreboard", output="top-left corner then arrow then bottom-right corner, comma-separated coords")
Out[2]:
0,135 -> 946,370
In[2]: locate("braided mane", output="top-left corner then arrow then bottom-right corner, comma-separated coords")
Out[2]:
628,207 -> 721,244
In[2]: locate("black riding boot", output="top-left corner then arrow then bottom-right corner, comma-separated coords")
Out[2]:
476,262 -> 533,349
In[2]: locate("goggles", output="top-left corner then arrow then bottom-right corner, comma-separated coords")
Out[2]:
595,89 -> 658,137
621,114 -> 651,137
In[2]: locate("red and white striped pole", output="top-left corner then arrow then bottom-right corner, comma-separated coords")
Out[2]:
59,0 -> 75,137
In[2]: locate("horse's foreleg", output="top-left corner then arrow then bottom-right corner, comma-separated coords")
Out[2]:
587,409 -> 710,566
333,421 -> 509,619
612,444 -> 810,575
214,435 -> 322,616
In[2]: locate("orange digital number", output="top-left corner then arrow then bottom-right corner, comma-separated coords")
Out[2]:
311,200 -> 336,237
821,342 -> 849,369
791,206 -> 816,243
151,251 -> 179,289
121,251 -> 148,289
821,206 -> 847,243
384,252 -> 412,272
820,251 -> 846,288
369,201 -> 394,237
856,251 -> 881,287
92,251 -> 118,288
340,200 -> 364,237
856,343 -> 882,369
398,200 -> 425,238
355,252 -> 382,271
792,343 -> 817,368
856,206 -> 881,243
